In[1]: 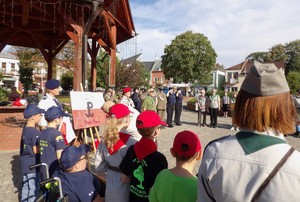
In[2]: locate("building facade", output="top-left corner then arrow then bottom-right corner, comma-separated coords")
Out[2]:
225,60 -> 285,92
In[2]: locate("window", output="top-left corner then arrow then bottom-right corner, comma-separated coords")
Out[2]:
233,72 -> 238,79
232,87 -> 238,92
1,62 -> 6,74
227,72 -> 232,82
11,63 -> 15,71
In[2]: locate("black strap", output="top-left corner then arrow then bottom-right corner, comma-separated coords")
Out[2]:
53,98 -> 63,109
251,147 -> 295,202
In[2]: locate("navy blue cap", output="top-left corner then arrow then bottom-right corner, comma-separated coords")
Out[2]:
60,144 -> 90,169
45,79 -> 60,90
23,104 -> 45,118
45,106 -> 68,122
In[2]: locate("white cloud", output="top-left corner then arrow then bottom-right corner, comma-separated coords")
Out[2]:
124,0 -> 300,67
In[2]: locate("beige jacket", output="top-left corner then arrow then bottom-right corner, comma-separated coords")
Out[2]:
198,130 -> 300,202
157,92 -> 167,110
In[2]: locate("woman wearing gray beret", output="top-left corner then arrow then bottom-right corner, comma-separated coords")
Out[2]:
197,61 -> 300,202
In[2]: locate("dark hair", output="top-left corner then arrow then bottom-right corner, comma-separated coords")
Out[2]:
175,144 -> 198,161
136,122 -> 157,137
233,90 -> 296,134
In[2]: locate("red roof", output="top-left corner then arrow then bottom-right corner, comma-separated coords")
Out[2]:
227,60 -> 285,73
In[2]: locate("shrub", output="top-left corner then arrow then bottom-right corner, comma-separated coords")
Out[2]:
188,97 -> 197,104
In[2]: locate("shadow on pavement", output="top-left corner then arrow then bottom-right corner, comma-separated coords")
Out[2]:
11,154 -> 22,200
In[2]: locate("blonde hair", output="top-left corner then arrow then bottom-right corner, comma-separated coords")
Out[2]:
103,116 -> 126,150
233,90 -> 296,134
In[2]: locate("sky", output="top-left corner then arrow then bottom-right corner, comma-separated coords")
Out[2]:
117,0 -> 300,68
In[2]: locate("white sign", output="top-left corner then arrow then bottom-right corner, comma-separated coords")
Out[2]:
70,91 -> 106,129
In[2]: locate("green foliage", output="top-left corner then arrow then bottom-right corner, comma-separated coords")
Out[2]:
0,88 -> 9,101
188,97 -> 197,104
285,40 -> 300,74
246,51 -> 272,63
15,47 -> 40,97
269,44 -> 287,61
19,66 -> 33,97
286,71 -> 300,94
247,40 -> 300,75
161,31 -> 217,83
60,70 -> 74,91
96,51 -> 110,89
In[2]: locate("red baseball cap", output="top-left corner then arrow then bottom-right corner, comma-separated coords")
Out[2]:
173,130 -> 201,158
109,104 -> 131,119
123,87 -> 131,93
136,110 -> 167,129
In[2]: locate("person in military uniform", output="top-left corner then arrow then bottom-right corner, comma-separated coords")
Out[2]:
156,87 -> 167,123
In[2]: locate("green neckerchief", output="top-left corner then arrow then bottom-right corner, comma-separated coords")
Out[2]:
236,131 -> 286,154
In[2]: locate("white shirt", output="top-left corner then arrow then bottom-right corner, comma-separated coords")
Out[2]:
38,93 -> 61,127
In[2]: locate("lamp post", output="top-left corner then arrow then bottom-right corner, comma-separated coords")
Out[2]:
41,67 -> 45,95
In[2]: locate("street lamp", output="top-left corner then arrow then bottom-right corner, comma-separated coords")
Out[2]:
41,68 -> 46,95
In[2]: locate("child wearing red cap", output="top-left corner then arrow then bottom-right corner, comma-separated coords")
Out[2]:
149,130 -> 202,202
94,104 -> 137,202
119,110 -> 168,202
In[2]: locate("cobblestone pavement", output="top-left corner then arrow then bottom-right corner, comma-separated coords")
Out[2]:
1,107 -> 300,201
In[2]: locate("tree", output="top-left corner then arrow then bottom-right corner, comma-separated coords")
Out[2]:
246,51 -> 272,63
55,41 -> 75,69
95,50 -> 150,90
286,71 -> 300,94
115,61 -> 149,90
269,44 -> 287,61
96,51 -> 110,89
161,31 -> 217,83
285,40 -> 300,74
60,70 -> 74,91
15,48 -> 39,97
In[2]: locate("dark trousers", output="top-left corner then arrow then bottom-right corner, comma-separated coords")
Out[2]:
166,103 -> 175,126
174,103 -> 182,124
209,107 -> 218,126
197,111 -> 207,125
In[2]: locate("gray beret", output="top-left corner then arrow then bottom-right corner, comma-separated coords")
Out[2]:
241,61 -> 289,96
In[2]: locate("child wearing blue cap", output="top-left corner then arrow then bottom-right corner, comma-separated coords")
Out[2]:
20,104 -> 45,202
39,106 -> 67,180
53,144 -> 104,202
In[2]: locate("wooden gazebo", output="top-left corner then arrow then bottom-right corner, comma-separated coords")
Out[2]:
0,0 -> 136,91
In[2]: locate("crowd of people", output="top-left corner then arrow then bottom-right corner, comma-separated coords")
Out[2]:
19,61 -> 300,202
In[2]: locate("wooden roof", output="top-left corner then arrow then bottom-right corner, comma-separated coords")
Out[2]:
0,0 -> 135,51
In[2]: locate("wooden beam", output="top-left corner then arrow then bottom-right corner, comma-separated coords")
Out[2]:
21,2 -> 30,27
120,0 -> 133,33
91,32 -> 108,48
0,31 -> 18,51
109,25 -> 117,87
101,10 -> 115,48
89,38 -> 100,91
107,10 -> 130,34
